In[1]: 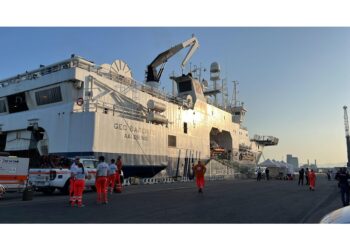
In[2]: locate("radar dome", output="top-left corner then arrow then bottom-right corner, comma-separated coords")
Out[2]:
210,62 -> 220,73
210,62 -> 221,81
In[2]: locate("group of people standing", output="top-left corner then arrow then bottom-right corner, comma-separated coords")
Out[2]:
256,167 -> 270,181
69,155 -> 123,207
298,168 -> 316,191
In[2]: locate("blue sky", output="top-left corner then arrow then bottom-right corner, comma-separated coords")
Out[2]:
0,27 -> 349,166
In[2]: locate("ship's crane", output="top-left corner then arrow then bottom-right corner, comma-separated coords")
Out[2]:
343,106 -> 350,168
145,36 -> 199,84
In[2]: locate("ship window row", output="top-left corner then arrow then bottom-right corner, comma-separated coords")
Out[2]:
35,86 -> 62,106
0,100 -> 7,113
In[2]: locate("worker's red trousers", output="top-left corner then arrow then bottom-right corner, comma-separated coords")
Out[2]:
196,176 -> 205,189
69,178 -> 75,203
114,172 -> 122,192
96,176 -> 108,203
107,175 -> 116,192
73,179 -> 85,206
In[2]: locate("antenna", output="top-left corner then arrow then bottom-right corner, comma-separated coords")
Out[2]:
232,80 -> 239,107
221,78 -> 228,109
343,106 -> 350,167
210,62 -> 220,106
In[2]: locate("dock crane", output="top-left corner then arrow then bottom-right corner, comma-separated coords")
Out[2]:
343,106 -> 350,168
145,36 -> 199,84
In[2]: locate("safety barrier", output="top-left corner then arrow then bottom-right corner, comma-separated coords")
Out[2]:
125,175 -> 228,186
205,175 -> 226,181
123,178 -> 131,186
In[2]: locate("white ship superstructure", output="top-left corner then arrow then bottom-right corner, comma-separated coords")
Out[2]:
0,37 -> 278,177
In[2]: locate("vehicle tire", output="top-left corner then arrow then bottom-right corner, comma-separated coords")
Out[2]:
60,181 -> 70,195
91,185 -> 97,192
42,187 -> 56,195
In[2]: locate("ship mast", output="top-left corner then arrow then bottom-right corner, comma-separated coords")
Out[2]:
232,80 -> 239,107
343,106 -> 350,168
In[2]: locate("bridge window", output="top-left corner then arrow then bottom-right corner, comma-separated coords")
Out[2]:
0,100 -> 7,113
7,92 -> 29,113
183,122 -> 188,134
168,135 -> 176,147
35,86 -> 62,106
178,80 -> 192,92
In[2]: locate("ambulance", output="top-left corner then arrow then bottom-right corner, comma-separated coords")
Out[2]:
0,154 -> 30,198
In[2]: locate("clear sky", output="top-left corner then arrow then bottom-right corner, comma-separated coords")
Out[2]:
0,27 -> 349,166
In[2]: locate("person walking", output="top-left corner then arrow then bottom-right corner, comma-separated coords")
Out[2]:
335,168 -> 350,207
298,168 -> 304,186
193,160 -> 206,193
69,157 -> 80,204
305,168 -> 309,185
70,162 -> 88,207
326,170 -> 331,181
117,156 -> 123,185
308,169 -> 316,191
95,156 -> 109,204
257,167 -> 262,181
265,167 -> 270,180
108,159 -> 117,194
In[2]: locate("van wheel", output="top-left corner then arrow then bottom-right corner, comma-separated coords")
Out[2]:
60,181 -> 70,195
42,188 -> 56,195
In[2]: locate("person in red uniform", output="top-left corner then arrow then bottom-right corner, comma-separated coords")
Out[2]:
107,159 -> 117,194
69,157 -> 80,204
115,156 -> 123,192
71,163 -> 87,207
193,160 -> 206,193
308,169 -> 316,191
95,156 -> 109,204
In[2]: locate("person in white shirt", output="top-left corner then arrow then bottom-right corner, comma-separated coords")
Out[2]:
69,157 -> 80,204
95,156 -> 109,204
71,162 -> 88,207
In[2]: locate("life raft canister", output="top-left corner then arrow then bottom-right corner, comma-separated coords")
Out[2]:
76,98 -> 84,106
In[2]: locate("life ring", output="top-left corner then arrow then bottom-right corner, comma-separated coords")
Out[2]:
76,98 -> 84,106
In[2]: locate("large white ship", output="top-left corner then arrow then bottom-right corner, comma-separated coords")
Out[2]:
0,36 -> 278,178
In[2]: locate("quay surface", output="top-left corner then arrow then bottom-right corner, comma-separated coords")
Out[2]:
0,175 -> 342,223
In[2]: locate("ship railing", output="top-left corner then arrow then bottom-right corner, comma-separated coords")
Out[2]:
0,55 -> 188,107
75,99 -> 146,120
0,59 -> 75,87
74,59 -> 188,107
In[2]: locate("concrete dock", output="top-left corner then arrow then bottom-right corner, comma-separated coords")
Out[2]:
0,175 -> 343,223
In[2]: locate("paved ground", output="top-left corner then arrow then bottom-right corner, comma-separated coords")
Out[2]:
0,174 -> 344,223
